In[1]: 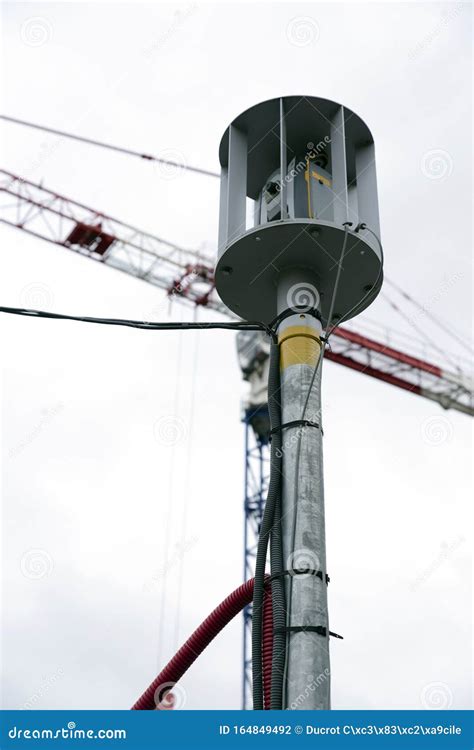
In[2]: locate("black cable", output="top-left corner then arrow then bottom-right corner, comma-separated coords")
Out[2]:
251,340 -> 282,710
268,376 -> 286,710
0,115 -> 219,179
0,305 -> 272,336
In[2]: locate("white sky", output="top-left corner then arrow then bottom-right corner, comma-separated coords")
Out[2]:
0,1 -> 472,711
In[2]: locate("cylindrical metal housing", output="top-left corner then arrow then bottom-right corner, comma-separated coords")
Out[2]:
215,96 -> 383,324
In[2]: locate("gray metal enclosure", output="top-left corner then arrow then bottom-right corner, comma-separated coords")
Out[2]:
216,96 -> 383,325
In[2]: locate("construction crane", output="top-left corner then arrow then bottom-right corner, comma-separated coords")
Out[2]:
1,166 -> 472,709
1,169 -> 471,415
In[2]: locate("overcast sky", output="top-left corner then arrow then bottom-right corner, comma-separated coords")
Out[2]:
0,1 -> 472,711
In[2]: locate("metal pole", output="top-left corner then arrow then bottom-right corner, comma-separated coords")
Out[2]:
242,414 -> 250,710
276,269 -> 331,710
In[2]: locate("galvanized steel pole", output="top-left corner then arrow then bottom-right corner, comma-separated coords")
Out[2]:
276,270 -> 330,710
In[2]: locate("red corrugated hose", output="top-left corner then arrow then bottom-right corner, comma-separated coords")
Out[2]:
262,582 -> 273,710
132,576 -> 273,710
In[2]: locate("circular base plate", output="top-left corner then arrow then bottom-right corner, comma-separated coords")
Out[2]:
215,220 -> 383,325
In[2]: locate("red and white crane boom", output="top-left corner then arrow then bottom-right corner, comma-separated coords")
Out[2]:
1,168 -> 472,417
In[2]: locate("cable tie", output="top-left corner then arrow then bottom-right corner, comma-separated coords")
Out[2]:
270,306 -> 322,332
269,568 -> 329,584
269,419 -> 322,439
274,626 -> 343,640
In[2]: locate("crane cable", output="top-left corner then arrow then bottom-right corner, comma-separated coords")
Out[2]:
381,293 -> 462,374
384,276 -> 473,355
0,115 -> 219,179
356,226 -> 464,373
173,317 -> 200,650
156,312 -> 185,671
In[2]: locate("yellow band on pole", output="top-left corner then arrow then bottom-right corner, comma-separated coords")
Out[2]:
278,325 -> 321,369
